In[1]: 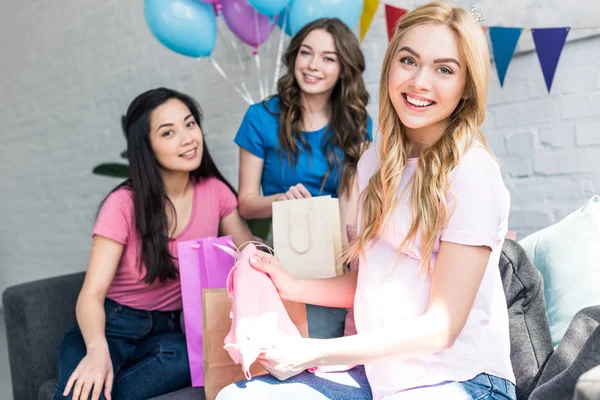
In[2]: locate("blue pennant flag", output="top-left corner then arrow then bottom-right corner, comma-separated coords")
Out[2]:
489,27 -> 523,87
532,27 -> 570,92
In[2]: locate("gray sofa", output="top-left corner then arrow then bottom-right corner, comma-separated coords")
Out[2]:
3,239 -> 600,400
2,273 -> 204,400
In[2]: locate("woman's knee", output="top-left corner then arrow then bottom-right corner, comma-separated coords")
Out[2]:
215,383 -> 243,400
54,331 -> 87,393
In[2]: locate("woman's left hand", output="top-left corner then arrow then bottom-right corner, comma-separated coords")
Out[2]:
257,337 -> 320,381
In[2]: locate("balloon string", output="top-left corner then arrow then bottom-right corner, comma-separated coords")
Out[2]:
273,6 -> 289,94
209,56 -> 254,105
217,23 -> 255,103
254,10 -> 266,99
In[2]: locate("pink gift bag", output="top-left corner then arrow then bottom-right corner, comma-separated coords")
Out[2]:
177,236 -> 236,387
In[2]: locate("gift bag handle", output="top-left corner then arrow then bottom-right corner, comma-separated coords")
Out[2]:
288,207 -> 311,254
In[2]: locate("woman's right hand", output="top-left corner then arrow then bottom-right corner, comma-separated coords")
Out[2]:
250,250 -> 299,301
277,184 -> 312,201
63,342 -> 113,400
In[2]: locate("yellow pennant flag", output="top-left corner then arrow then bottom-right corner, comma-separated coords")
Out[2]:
360,0 -> 380,42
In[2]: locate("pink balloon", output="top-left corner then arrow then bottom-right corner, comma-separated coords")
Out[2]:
221,0 -> 277,48
198,0 -> 219,3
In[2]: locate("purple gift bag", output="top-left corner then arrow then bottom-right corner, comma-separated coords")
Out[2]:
178,236 -> 236,387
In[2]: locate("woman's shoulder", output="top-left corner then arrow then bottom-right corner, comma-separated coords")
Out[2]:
195,176 -> 234,197
357,143 -> 380,191
103,186 -> 134,210
456,141 -> 501,176
450,141 -> 505,193
247,96 -> 280,117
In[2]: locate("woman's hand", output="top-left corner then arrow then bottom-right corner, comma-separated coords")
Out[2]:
250,251 -> 299,301
258,337 -> 319,381
277,184 -> 312,201
63,343 -> 113,400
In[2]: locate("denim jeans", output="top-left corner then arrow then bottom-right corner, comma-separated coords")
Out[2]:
216,366 -> 516,400
53,298 -> 191,400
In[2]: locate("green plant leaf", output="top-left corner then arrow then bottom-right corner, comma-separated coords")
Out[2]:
93,163 -> 130,178
121,115 -> 127,137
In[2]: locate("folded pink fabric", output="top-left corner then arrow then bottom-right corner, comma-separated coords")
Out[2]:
223,243 -> 303,380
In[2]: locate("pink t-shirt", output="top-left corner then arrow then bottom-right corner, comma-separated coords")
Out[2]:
354,143 -> 515,400
93,177 -> 238,312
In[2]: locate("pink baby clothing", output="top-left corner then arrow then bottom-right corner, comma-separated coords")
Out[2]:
93,177 -> 237,311
353,143 -> 515,400
223,243 -> 303,379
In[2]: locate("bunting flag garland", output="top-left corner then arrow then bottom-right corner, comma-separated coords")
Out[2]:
384,4 -> 408,41
489,27 -> 523,87
360,0 -> 380,42
356,2 -> 586,92
531,27 -> 570,92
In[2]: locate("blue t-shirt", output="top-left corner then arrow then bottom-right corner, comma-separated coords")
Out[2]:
234,96 -> 373,198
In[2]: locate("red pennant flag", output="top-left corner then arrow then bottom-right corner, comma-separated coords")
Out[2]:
385,5 -> 408,41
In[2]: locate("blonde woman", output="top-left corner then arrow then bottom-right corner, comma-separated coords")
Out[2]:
218,2 -> 515,399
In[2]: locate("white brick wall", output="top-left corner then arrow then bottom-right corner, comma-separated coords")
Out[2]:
1,0 -> 599,298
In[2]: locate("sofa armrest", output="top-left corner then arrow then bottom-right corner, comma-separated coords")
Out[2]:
2,272 -> 85,400
575,364 -> 600,400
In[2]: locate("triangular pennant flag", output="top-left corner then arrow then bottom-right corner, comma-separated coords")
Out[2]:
531,27 -> 570,92
360,0 -> 380,42
489,27 -> 523,87
385,5 -> 408,41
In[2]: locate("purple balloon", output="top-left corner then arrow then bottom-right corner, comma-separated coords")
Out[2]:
221,0 -> 277,48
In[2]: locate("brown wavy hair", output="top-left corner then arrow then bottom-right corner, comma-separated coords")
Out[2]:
266,18 -> 370,196
346,2 -> 491,272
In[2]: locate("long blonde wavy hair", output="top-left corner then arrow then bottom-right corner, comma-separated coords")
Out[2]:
347,1 -> 491,272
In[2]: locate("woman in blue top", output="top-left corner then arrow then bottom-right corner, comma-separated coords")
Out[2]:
234,18 -> 373,339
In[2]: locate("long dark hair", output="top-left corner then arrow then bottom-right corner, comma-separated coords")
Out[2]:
269,18 -> 370,195
102,88 -> 235,284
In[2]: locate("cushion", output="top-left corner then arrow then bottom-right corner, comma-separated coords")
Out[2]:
519,195 -> 600,346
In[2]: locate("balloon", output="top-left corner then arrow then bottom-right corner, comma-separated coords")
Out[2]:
198,0 -> 219,2
248,0 -> 290,17
221,0 -> 277,47
287,0 -> 364,36
277,9 -> 294,36
144,0 -> 217,58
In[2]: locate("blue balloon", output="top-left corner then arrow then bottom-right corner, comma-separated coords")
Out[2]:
287,0 -> 364,36
144,0 -> 217,58
277,9 -> 294,36
248,0 -> 290,18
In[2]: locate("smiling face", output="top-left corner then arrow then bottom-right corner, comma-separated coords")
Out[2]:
148,98 -> 203,174
294,28 -> 341,98
388,23 -> 467,141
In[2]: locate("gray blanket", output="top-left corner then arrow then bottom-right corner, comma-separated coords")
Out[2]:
501,240 -> 600,400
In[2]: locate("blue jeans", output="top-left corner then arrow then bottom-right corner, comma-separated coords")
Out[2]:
216,366 -> 516,400
53,298 -> 191,400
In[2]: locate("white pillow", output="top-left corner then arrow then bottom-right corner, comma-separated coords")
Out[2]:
519,195 -> 600,346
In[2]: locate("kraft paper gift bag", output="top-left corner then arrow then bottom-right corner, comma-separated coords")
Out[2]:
202,288 -> 308,400
177,236 -> 236,387
272,196 -> 343,279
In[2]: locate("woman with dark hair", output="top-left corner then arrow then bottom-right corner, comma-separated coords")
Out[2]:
235,18 -> 373,340
54,88 -> 254,400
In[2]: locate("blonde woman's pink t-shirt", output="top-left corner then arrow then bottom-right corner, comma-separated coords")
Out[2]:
93,177 -> 237,312
354,143 -> 515,400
